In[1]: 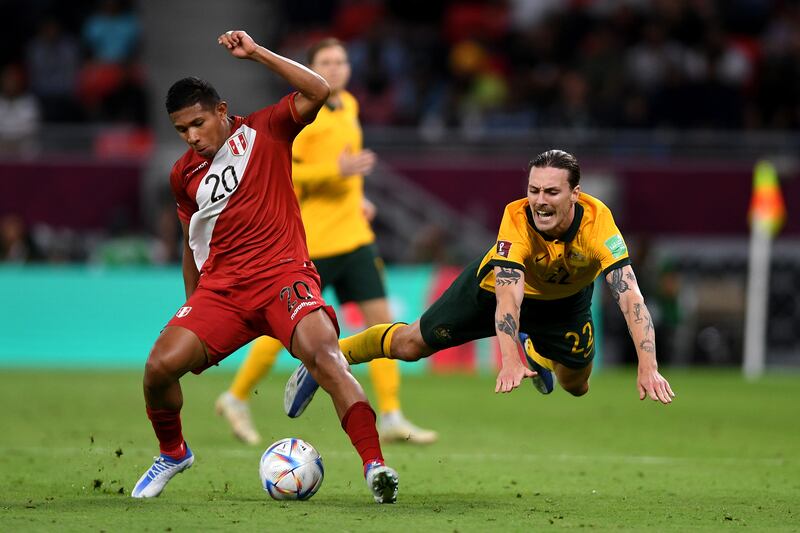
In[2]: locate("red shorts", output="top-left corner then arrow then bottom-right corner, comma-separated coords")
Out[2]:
165,261 -> 339,374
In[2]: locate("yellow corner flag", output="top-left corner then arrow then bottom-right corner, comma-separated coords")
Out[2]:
749,160 -> 786,237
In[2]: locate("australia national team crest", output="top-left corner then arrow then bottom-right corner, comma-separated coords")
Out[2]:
228,132 -> 248,156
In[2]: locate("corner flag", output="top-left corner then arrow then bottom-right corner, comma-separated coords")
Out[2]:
743,160 -> 785,379
748,160 -> 786,237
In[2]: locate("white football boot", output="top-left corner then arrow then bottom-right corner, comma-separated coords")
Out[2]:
215,392 -> 262,445
365,461 -> 399,504
131,444 -> 194,498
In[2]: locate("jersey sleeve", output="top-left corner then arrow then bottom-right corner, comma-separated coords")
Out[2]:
486,204 -> 532,271
169,165 -> 197,224
291,126 -> 340,184
592,207 -> 632,275
248,92 -> 309,143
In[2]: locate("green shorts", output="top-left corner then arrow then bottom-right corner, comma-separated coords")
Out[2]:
420,258 -> 596,369
312,244 -> 387,304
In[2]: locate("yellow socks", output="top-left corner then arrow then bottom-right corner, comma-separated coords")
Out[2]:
229,336 -> 283,401
368,358 -> 400,414
339,322 -> 406,364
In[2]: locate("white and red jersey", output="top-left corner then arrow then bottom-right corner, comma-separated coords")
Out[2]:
169,92 -> 311,291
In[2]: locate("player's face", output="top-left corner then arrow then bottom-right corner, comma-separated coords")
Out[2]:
170,101 -> 230,159
527,166 -> 580,237
311,45 -> 350,93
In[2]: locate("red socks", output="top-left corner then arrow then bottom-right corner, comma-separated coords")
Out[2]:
146,407 -> 185,459
341,401 -> 384,474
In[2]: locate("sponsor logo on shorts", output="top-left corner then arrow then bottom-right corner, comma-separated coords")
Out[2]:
496,240 -> 512,258
290,300 -> 317,320
176,306 -> 192,318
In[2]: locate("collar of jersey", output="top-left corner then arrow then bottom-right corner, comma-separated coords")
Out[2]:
526,202 -> 584,243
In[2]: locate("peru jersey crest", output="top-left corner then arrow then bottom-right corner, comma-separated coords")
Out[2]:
228,132 -> 248,156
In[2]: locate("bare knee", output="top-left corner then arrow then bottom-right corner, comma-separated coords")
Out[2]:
554,362 -> 592,397
144,349 -> 177,391
304,342 -> 348,379
389,324 -> 432,362
562,381 -> 589,397
143,334 -> 201,390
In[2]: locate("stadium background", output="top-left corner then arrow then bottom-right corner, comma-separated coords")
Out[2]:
1,2 -> 799,531
1,0 -> 797,372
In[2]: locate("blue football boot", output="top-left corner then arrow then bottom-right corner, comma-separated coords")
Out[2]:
519,333 -> 555,394
284,363 -> 319,418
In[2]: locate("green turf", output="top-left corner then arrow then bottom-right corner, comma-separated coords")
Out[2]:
0,368 -> 798,532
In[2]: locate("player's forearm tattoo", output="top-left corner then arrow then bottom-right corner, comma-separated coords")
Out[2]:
496,313 -> 517,338
633,303 -> 643,323
629,303 -> 656,355
496,268 -> 521,286
607,268 -> 630,304
644,313 -> 654,336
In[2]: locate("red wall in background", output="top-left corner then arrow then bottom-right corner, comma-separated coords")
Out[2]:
5,155 -> 797,237
1,159 -> 142,230
385,155 -> 799,236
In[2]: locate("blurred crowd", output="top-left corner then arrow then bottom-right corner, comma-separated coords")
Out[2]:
281,0 -> 800,132
2,0 -> 800,267
0,0 -> 147,154
0,0 -> 798,143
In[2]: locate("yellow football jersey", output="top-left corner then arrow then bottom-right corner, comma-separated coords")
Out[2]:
477,193 -> 631,300
292,90 -> 375,259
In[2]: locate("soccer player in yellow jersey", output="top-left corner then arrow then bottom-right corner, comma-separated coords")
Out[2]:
216,38 -> 437,445
285,149 -> 675,408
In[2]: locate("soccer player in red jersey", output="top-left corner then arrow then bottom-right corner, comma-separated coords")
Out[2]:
131,30 -> 398,504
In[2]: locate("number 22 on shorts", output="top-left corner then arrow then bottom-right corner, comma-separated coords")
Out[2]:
564,321 -> 594,358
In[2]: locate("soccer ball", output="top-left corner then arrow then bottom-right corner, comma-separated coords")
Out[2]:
259,438 -> 324,501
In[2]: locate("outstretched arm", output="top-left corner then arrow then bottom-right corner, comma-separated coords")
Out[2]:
605,265 -> 675,404
493,266 -> 535,393
292,148 -> 377,185
218,30 -> 330,122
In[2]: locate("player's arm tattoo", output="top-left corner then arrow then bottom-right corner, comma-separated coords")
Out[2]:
631,301 -> 656,354
610,266 -> 658,357
607,268 -> 631,304
495,268 -> 522,286
496,313 -> 518,338
633,303 -> 643,323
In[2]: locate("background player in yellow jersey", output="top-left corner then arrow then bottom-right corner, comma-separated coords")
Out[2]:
285,149 -> 675,409
216,38 -> 437,445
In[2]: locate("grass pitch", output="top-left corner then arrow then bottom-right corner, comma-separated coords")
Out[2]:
1,368 -> 798,532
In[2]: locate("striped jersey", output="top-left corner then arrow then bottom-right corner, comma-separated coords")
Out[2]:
169,93 -> 310,291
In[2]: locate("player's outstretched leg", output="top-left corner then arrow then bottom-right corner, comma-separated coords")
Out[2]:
519,333 -> 555,395
284,322 -> 411,418
291,309 -> 399,503
132,326 -> 206,498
